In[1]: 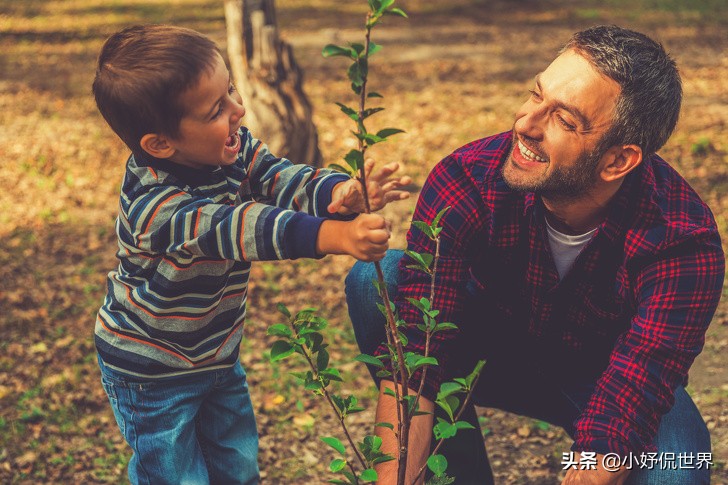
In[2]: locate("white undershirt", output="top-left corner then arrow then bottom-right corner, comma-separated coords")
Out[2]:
545,218 -> 598,280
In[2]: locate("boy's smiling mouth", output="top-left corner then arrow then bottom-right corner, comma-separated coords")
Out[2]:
224,131 -> 241,154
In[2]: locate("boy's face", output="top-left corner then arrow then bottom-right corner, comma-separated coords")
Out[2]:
166,53 -> 245,169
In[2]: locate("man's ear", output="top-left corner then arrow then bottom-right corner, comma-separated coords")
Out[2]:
140,133 -> 176,159
600,144 -> 642,182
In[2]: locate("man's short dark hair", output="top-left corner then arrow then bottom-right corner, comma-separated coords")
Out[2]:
92,25 -> 220,155
563,25 -> 682,157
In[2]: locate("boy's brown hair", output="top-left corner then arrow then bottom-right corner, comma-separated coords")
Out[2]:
92,25 -> 220,156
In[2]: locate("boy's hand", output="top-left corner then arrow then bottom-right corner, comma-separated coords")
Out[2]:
316,214 -> 390,262
328,160 -> 412,215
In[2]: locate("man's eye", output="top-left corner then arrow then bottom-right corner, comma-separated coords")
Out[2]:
557,115 -> 576,131
528,89 -> 542,101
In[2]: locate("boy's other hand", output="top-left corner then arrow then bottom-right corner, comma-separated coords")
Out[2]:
316,214 -> 390,262
328,160 -> 412,215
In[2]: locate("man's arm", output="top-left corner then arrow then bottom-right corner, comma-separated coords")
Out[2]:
571,231 -> 724,461
374,380 -> 434,485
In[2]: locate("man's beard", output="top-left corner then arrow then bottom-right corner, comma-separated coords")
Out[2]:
502,141 -> 603,201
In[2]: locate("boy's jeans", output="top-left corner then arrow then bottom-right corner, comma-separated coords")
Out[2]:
345,250 -> 711,485
98,358 -> 259,485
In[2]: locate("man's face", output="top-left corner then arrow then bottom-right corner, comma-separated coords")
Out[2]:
166,53 -> 246,169
502,49 -> 621,199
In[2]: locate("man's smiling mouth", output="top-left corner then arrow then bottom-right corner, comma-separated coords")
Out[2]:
518,139 -> 547,162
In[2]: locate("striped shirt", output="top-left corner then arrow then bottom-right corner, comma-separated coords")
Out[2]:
384,131 -> 724,456
96,127 -> 350,378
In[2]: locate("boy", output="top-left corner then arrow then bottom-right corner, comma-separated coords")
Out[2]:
92,24 -> 410,485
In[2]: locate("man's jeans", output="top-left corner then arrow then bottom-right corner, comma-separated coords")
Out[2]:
98,358 -> 259,485
345,250 -> 711,484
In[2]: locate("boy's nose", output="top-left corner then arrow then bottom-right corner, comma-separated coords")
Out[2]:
231,102 -> 245,123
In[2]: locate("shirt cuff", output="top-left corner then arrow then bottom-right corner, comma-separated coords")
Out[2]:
283,212 -> 326,260
316,174 -> 357,220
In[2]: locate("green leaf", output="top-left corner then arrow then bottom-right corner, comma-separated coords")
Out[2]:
372,454 -> 396,465
465,359 -> 486,388
322,44 -> 354,58
320,368 -> 343,382
344,149 -> 364,172
437,381 -> 463,400
270,340 -> 295,362
335,102 -> 359,121
368,42 -> 383,56
350,43 -> 365,55
411,220 -> 434,239
361,107 -> 384,120
414,356 -> 438,370
367,91 -> 383,98
330,458 -> 347,473
360,468 -> 378,482
375,422 -> 394,430
432,419 -> 458,440
317,348 -> 330,371
427,454 -> 448,477
406,296 -> 432,313
435,395 -> 460,422
434,322 -> 458,332
376,128 -> 405,139
347,59 -> 367,87
431,206 -> 451,230
454,420 -> 476,430
321,436 -> 346,455
276,303 -> 291,318
385,7 -> 408,18
383,387 -> 396,397
267,323 -> 292,338
368,0 -> 383,13
304,380 -> 323,391
354,353 -> 385,368
379,0 -> 395,12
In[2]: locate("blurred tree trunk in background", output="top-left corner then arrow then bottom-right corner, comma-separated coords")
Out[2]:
224,0 -> 322,166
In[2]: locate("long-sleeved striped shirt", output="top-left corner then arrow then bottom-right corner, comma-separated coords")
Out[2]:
382,131 -> 724,456
95,127 -> 350,378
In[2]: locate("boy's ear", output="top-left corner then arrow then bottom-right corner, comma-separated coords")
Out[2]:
140,133 -> 176,159
599,144 -> 642,182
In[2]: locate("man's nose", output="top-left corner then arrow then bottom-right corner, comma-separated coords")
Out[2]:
515,103 -> 546,139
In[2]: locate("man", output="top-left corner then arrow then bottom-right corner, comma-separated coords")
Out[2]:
345,25 -> 724,484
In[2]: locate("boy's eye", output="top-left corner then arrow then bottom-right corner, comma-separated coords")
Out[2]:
228,83 -> 236,94
211,104 -> 223,120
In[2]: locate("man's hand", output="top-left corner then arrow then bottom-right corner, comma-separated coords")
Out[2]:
328,160 -> 412,215
375,381 -> 434,485
562,453 -> 630,485
316,214 -> 390,261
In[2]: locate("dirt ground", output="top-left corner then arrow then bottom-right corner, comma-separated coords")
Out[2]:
0,0 -> 726,483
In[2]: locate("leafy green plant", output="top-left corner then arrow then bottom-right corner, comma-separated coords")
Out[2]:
268,2 -> 485,484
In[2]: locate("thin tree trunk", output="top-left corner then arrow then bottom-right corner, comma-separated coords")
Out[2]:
224,0 -> 322,166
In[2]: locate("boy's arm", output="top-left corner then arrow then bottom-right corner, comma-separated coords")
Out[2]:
240,129 -> 350,218
124,185 -> 388,262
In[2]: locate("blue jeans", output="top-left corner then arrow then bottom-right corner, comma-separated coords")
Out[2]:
345,250 -> 711,485
98,358 -> 259,485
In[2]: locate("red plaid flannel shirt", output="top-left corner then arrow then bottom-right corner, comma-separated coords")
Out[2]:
383,131 -> 724,455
